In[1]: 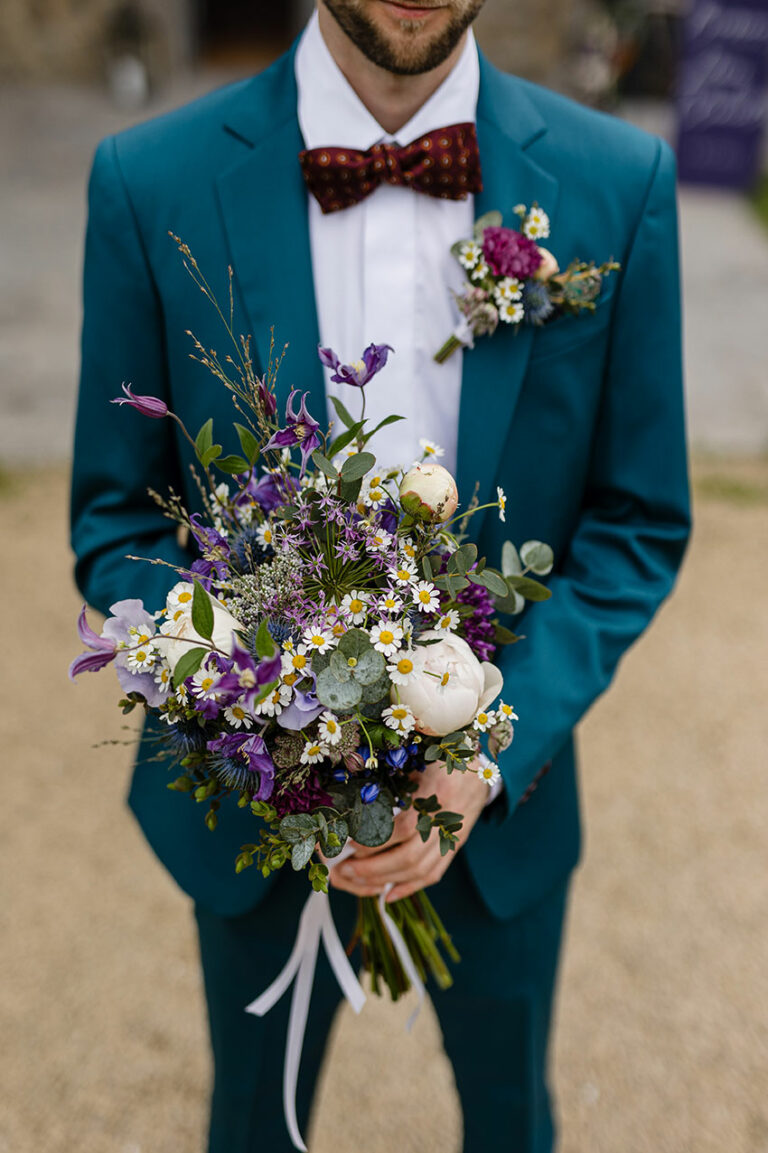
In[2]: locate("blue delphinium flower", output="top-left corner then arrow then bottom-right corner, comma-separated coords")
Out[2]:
360,782 -> 380,804
522,280 -> 555,327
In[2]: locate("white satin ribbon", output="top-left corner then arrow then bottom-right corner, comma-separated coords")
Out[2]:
451,315 -> 476,349
244,853 -> 425,1151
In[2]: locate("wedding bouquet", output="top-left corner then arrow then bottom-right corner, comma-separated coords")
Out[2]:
70,239 -> 554,1000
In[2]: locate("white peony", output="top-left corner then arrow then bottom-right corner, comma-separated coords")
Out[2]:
394,630 -> 503,737
159,585 -> 242,672
399,463 -> 459,523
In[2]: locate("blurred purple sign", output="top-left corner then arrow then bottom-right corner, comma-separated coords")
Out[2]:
676,0 -> 768,188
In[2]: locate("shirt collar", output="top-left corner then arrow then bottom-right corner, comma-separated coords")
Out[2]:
296,9 -> 479,151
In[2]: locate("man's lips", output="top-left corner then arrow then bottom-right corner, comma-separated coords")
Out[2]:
380,0 -> 446,17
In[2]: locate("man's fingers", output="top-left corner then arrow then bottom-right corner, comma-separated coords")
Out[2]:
335,834 -> 437,887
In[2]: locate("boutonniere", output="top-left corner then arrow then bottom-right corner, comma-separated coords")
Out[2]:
434,205 -> 620,363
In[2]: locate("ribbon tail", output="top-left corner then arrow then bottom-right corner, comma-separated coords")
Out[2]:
282,932 -> 320,1152
378,888 -> 426,1032
320,901 -> 367,1015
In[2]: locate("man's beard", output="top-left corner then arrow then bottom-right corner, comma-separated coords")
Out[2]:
321,0 -> 486,76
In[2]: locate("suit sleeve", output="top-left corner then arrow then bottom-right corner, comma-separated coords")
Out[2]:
71,136 -> 192,618
494,138 -> 691,814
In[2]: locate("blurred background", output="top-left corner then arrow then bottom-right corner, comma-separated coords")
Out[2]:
1,1 -> 767,1150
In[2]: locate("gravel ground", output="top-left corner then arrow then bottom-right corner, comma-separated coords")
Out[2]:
1,459 -> 767,1153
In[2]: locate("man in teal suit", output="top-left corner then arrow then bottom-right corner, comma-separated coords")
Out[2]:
71,1 -> 690,1148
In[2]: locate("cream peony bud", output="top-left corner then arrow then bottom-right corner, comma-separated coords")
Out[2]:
534,247 -> 560,282
399,463 -> 459,523
159,588 -> 242,672
394,631 -> 503,737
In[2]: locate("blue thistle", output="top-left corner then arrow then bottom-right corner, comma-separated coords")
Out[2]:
164,720 -> 208,758
210,755 -> 255,792
231,525 -> 272,573
522,280 -> 555,327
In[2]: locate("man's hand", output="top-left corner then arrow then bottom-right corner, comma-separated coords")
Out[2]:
329,759 -> 491,903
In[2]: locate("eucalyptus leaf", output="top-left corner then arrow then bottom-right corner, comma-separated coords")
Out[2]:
359,673 -> 391,705
327,422 -> 364,459
291,838 -> 316,871
495,589 -> 526,615
501,540 -> 523,577
355,796 -> 394,848
494,623 -> 520,645
191,580 -> 214,640
315,668 -> 362,711
468,568 -> 508,597
337,628 -> 372,659
280,813 -> 316,843
311,450 -> 339,480
329,650 -> 353,682
520,540 -> 554,576
473,210 -> 503,240
506,575 -> 552,601
340,452 -> 376,482
353,646 -> 385,686
319,817 -> 349,859
339,477 -> 363,504
453,542 -> 478,575
172,646 -> 207,689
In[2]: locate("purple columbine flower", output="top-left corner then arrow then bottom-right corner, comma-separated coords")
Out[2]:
110,382 -> 169,419
237,471 -> 297,515
68,604 -> 117,679
263,389 -> 321,475
318,342 -> 393,388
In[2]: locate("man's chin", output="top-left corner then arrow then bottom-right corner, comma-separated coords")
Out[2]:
323,0 -> 481,77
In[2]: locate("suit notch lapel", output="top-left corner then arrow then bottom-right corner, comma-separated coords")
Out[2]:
456,82 -> 560,527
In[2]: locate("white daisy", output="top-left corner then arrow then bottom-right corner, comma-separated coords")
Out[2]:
318,711 -> 342,746
341,590 -> 369,625
281,644 -> 310,676
377,590 -> 403,616
369,620 -> 404,658
361,475 -> 389,510
497,701 -> 519,722
224,699 -> 254,730
497,486 -> 507,522
458,240 -> 481,270
418,438 -> 444,460
477,760 -> 501,787
412,581 -> 440,614
387,652 -> 417,685
191,666 -> 221,700
166,582 -> 195,614
382,703 -> 416,735
498,300 -> 524,325
255,521 -> 275,549
473,709 -> 497,733
153,662 -> 172,690
435,609 -> 459,633
391,560 -> 417,587
523,206 -> 550,240
494,277 -> 522,303
302,627 -> 336,654
398,536 -> 418,561
470,260 -> 490,282
125,641 -> 157,673
301,740 -> 328,765
254,684 -> 292,718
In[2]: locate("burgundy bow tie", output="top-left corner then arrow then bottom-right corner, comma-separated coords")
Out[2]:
299,121 -> 482,214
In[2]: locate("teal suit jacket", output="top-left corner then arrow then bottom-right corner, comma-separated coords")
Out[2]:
71,45 -> 690,920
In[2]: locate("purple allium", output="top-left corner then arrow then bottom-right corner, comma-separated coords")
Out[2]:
263,389 -> 322,475
318,342 -> 393,388
110,382 -> 169,419
482,226 -> 542,280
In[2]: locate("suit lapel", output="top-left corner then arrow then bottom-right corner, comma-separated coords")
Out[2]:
456,60 -> 560,522
215,50 -> 325,424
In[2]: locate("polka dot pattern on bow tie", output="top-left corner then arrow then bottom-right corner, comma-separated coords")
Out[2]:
299,122 -> 483,214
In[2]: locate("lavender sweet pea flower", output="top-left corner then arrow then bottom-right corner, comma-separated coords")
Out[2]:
276,686 -> 324,731
111,382 -> 169,419
68,605 -> 117,679
263,389 -> 321,475
318,342 -> 393,388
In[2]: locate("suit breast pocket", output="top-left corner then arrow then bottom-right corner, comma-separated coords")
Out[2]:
527,286 -> 616,366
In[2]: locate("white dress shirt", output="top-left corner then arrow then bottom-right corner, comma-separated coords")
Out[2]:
295,17 -> 501,803
295,11 -> 478,473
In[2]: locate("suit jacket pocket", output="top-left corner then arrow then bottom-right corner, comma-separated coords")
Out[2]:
528,284 -> 616,365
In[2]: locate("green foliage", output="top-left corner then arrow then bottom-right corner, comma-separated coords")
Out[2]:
172,645 -> 207,688
519,540 -> 554,575
234,422 -> 260,465
340,452 -> 376,482
191,579 -> 214,640
311,450 -> 339,480
253,618 -> 277,659
472,210 -> 502,240
506,574 -> 552,601
215,453 -> 250,475
194,418 -> 213,459
413,795 -> 464,854
330,395 -> 356,430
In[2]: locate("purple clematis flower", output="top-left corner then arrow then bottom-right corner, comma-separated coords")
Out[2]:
69,605 -> 118,679
263,389 -> 321,475
111,382 -> 169,419
189,513 -> 230,587
276,686 -> 324,731
216,639 -> 282,711
236,470 -> 298,515
318,342 -> 393,388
